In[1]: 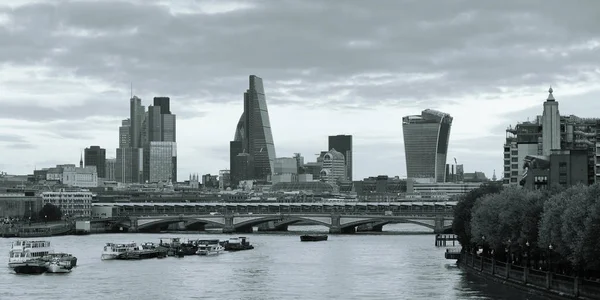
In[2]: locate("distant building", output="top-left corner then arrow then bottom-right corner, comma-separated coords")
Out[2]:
328,135 -> 353,181
219,170 -> 231,190
353,175 -> 407,202
84,146 -> 106,178
42,189 -> 93,218
0,191 -> 42,219
320,149 -> 346,185
230,75 -> 277,181
149,141 -> 177,183
61,165 -> 98,188
105,158 -> 116,181
403,109 -> 453,183
406,180 -> 483,198
201,174 -> 219,189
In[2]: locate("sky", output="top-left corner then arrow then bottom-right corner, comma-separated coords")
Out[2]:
1,0 -> 600,181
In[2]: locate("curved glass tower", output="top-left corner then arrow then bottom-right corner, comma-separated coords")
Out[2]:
230,75 -> 277,182
402,109 -> 452,182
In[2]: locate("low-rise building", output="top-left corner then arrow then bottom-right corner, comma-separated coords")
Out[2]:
41,189 -> 93,218
0,191 -> 43,219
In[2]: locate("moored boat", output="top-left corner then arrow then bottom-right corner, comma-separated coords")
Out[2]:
300,235 -> 328,242
196,242 -> 224,256
223,237 -> 254,251
101,242 -> 138,260
46,257 -> 72,273
43,253 -> 77,268
8,240 -> 53,274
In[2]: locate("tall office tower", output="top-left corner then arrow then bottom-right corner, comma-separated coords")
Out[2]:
230,75 -> 277,181
320,149 -> 346,185
229,141 -> 243,187
143,97 -> 177,182
115,96 -> 145,183
118,119 -> 131,148
542,87 -> 561,156
328,135 -> 353,181
129,96 -> 144,149
402,109 -> 453,183
149,141 -> 177,183
84,146 -> 106,178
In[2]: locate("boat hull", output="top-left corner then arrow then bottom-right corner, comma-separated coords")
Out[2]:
101,254 -> 118,260
300,235 -> 328,242
10,261 -> 47,274
47,263 -> 71,273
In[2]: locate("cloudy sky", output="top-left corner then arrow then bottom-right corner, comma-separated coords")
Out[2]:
1,0 -> 599,181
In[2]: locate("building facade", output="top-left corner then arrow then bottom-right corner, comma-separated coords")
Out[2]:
328,135 -> 352,181
320,149 -> 346,185
402,109 -> 453,183
84,146 -> 106,178
149,141 -> 177,183
62,165 -> 98,187
230,75 -> 277,182
0,192 -> 42,219
105,158 -> 116,181
42,189 -> 93,218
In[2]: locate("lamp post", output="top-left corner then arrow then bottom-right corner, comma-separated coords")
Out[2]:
525,241 -> 530,268
548,243 -> 554,272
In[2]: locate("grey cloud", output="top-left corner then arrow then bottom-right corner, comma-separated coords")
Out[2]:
0,134 -> 28,143
5,143 -> 36,150
1,0 -> 598,116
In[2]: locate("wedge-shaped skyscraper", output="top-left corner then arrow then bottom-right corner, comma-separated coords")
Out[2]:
402,109 -> 452,183
230,75 -> 277,184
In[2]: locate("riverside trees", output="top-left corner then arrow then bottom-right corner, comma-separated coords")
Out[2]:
453,182 -> 600,275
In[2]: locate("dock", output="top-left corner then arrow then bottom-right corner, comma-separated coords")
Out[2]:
444,248 -> 461,259
435,234 -> 458,247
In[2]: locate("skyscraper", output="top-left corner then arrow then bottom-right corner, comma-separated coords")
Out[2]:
116,96 -> 145,183
84,146 -> 106,178
143,97 -> 177,182
402,109 -> 453,183
230,75 -> 277,182
328,135 -> 352,181
149,141 -> 177,183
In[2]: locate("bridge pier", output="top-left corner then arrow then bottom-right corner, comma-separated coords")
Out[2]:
257,221 -> 288,232
329,226 -> 356,234
356,223 -> 384,232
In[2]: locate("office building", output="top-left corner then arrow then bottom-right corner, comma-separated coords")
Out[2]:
42,189 -> 93,218
320,149 -> 346,185
143,97 -> 177,182
402,109 -> 453,183
84,146 -> 106,178
0,191 -> 42,219
328,135 -> 352,181
230,75 -> 277,181
149,141 -> 177,183
105,158 -> 116,181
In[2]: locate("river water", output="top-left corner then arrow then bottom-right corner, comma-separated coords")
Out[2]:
1,224 -> 545,300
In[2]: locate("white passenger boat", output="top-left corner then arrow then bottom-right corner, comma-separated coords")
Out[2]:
196,243 -> 224,256
8,240 -> 53,274
101,242 -> 139,260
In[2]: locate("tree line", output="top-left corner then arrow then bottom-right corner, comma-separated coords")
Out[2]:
453,182 -> 600,278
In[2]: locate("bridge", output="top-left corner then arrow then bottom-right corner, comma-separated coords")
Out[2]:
92,201 -> 456,233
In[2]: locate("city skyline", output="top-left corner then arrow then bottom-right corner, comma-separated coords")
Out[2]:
1,1 -> 600,180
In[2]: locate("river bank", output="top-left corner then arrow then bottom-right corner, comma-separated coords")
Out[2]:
459,252 -> 600,299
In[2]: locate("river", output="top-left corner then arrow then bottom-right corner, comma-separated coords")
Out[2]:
1,224 -> 545,300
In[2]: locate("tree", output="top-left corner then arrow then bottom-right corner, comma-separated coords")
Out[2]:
38,203 -> 62,222
470,187 -> 544,252
452,182 -> 503,247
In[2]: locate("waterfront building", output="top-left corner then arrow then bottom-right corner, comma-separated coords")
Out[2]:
0,191 -> 42,219
42,189 -> 93,218
503,120 -> 542,185
406,179 -> 482,198
84,146 -> 106,178
353,175 -> 407,202
149,141 -> 177,183
320,149 -> 346,185
522,149 -> 588,189
402,109 -> 453,183
229,75 -> 277,182
328,135 -> 353,181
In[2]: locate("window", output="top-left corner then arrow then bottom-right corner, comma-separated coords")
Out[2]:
504,154 -> 510,159
504,167 -> 510,171
511,157 -> 518,162
511,164 -> 518,169
511,150 -> 518,155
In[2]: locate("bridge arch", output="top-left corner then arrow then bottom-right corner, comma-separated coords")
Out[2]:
233,216 -> 331,230
137,217 -> 225,231
339,218 -> 436,231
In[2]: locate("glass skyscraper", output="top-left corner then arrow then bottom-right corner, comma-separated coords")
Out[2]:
402,109 -> 453,183
230,75 -> 277,182
149,141 -> 177,183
